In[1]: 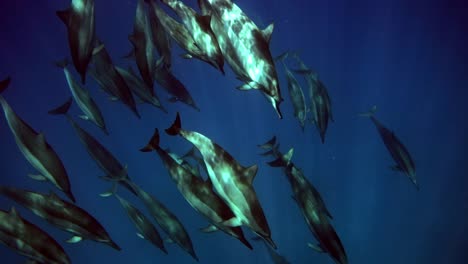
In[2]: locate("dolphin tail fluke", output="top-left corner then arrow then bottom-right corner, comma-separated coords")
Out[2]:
48,97 -> 73,115
267,148 -> 293,167
165,112 -> 181,136
140,128 -> 160,152
358,105 -> 377,117
0,76 -> 11,94
54,58 -> 69,69
258,136 -> 277,149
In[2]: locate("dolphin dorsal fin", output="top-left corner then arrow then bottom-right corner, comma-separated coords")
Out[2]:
244,165 -> 258,185
36,133 -> 47,148
56,9 -> 71,26
262,23 -> 274,44
197,15 -> 212,31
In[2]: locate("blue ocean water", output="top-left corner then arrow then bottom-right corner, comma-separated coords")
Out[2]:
0,0 -> 467,263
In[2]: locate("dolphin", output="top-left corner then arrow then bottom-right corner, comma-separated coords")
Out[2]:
0,207 -> 71,264
140,129 -> 253,250
127,0 -> 156,89
55,59 -> 108,135
265,145 -> 347,264
56,0 -> 99,84
103,178 -> 199,261
165,113 -> 276,249
292,53 -> 333,143
252,237 -> 290,264
360,106 -> 418,189
48,98 -> 138,196
0,187 -> 120,251
146,0 -> 172,68
115,66 -> 167,113
161,0 -> 225,74
199,0 -> 283,118
112,192 -> 167,254
153,57 -> 200,111
0,77 -> 75,203
181,146 -> 208,178
89,41 -> 140,118
276,52 -> 307,130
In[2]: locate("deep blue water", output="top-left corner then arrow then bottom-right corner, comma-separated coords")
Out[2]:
1,0 -> 467,263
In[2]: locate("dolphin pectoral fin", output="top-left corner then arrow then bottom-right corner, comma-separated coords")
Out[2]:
79,115 -> 90,120
262,23 -> 274,43
181,53 -> 193,59
164,238 -> 174,244
137,233 -> 145,239
99,183 -> 118,197
200,225 -> 218,233
221,217 -> 242,227
307,242 -> 325,253
123,48 -> 136,59
92,44 -> 105,56
244,165 -> 258,185
236,81 -> 258,91
28,174 -> 47,181
66,236 -> 83,243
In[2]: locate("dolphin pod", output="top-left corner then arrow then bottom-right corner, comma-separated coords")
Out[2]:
0,0 -> 421,262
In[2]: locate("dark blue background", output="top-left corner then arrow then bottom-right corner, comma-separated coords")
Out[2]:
1,0 -> 467,263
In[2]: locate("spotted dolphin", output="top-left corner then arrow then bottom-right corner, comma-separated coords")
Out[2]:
199,0 -> 283,118
166,113 -> 276,249
115,66 -> 167,113
146,0 -> 172,68
0,186 -> 120,251
360,106 -> 418,189
0,77 -> 75,203
265,144 -> 347,264
140,129 -> 253,250
153,57 -> 200,111
89,41 -> 140,118
276,52 -> 307,130
48,98 -> 138,196
55,59 -> 108,134
0,207 -> 71,264
161,0 -> 224,74
111,192 -> 167,254
56,0 -> 100,84
127,0 -> 156,89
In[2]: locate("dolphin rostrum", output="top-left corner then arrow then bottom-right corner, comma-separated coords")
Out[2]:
0,77 -> 75,203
